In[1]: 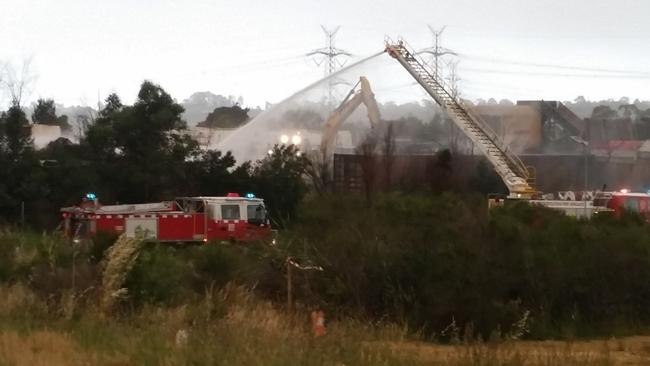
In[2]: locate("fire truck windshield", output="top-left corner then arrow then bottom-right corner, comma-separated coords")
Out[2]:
623,197 -> 642,212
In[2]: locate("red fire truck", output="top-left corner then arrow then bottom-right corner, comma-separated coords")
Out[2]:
61,193 -> 272,243
594,190 -> 650,220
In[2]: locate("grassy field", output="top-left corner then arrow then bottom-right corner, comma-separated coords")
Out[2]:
0,282 -> 649,366
4,196 -> 650,366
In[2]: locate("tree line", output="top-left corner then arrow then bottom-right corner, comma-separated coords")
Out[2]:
0,81 -> 309,228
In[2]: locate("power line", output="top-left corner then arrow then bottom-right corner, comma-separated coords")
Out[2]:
446,24 -> 650,40
458,53 -> 650,76
461,66 -> 650,79
161,54 -> 307,79
460,78 -> 544,95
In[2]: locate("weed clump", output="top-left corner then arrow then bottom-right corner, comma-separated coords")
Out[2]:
101,234 -> 141,313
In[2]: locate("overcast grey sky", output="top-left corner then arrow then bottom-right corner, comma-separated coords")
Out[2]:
1,0 -> 649,109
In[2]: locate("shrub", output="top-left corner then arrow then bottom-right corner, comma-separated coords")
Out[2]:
189,244 -> 239,291
125,245 -> 188,306
281,193 -> 650,339
0,235 -> 17,282
90,231 -> 119,264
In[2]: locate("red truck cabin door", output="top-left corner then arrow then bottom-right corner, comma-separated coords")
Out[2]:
192,200 -> 207,241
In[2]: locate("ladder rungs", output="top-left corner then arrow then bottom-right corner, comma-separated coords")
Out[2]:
394,43 -> 530,190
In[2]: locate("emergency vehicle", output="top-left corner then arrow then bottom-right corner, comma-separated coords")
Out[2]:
61,193 -> 272,243
594,190 -> 650,220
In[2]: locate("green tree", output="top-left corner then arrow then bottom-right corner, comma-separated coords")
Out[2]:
100,93 -> 123,118
252,144 -> 309,225
35,138 -> 97,227
94,81 -> 198,202
31,99 -> 57,124
469,159 -> 508,195
82,94 -> 124,202
31,98 -> 71,132
185,150 -> 242,196
632,107 -> 650,139
618,104 -> 639,120
85,93 -> 122,157
1,105 -> 32,158
0,104 -> 46,223
197,105 -> 249,129
428,148 -> 454,192
591,105 -> 617,119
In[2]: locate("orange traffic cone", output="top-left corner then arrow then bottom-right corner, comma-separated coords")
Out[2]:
311,309 -> 326,337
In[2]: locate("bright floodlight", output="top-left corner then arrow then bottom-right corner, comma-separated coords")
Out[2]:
296,151 -> 302,157
291,134 -> 302,145
620,188 -> 629,194
280,134 -> 289,144
267,149 -> 273,156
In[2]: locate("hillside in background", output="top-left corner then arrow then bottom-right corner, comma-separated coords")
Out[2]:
39,95 -> 650,134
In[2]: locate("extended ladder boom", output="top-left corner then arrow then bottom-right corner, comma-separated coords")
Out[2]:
385,39 -> 535,197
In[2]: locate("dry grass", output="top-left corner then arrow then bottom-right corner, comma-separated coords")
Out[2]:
1,283 -> 650,365
0,284 -> 46,316
3,234 -> 650,365
4,329 -> 650,366
100,234 -> 140,314
370,337 -> 650,365
0,330 -> 128,366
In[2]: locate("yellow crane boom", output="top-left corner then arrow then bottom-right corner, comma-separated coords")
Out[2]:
320,76 -> 381,157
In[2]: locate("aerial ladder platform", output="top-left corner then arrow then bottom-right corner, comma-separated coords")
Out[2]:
385,39 -> 536,198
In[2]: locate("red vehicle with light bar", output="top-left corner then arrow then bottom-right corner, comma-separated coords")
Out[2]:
61,193 -> 272,243
593,190 -> 650,220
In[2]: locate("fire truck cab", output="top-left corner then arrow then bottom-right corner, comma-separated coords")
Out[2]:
593,190 -> 650,220
61,193 -> 272,243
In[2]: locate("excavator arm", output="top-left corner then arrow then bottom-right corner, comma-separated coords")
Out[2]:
320,76 -> 381,157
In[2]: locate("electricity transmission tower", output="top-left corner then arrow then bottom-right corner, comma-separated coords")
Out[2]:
418,27 -> 463,154
444,58 -> 467,154
307,26 -> 351,106
445,59 -> 461,98
418,25 -> 457,80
